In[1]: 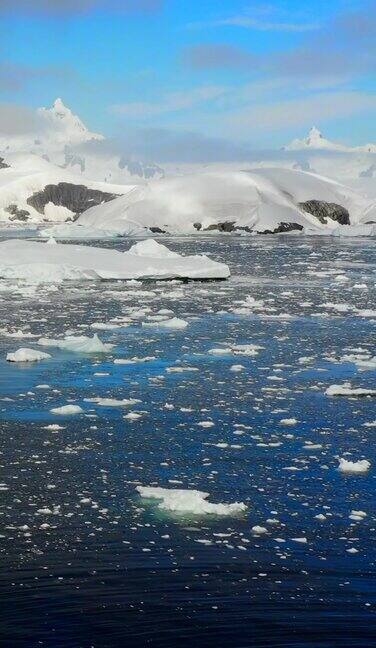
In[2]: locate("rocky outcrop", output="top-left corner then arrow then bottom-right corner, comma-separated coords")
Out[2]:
0,157 -> 10,169
118,158 -> 164,180
360,163 -> 376,178
204,221 -> 237,233
257,222 -> 303,234
27,182 -> 120,218
194,221 -> 302,234
149,226 -> 167,234
4,204 -> 30,221
299,200 -> 350,225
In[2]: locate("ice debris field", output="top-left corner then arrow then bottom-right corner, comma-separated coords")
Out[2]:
0,234 -> 375,646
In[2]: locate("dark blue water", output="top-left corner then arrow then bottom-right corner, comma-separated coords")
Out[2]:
0,235 -> 375,647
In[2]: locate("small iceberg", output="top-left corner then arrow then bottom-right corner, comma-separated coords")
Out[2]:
136,486 -> 247,516
0,238 -> 230,282
6,348 -> 51,363
326,383 -> 376,397
50,405 -> 84,416
38,334 -> 114,353
338,458 -> 371,474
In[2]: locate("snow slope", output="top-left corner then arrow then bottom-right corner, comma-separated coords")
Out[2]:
0,153 -> 136,223
77,168 -> 376,236
0,238 -> 230,282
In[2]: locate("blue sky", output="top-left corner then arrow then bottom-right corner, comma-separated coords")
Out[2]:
0,0 -> 375,156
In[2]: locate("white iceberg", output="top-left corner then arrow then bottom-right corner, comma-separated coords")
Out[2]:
338,458 -> 371,474
0,238 -> 229,282
6,348 -> 51,362
143,317 -> 189,329
326,383 -> 376,397
85,397 -> 141,407
136,486 -> 247,516
50,405 -> 84,416
38,334 -> 114,353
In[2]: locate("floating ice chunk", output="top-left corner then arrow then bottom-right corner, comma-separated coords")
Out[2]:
208,348 -> 232,355
114,356 -> 156,365
6,348 -> 51,363
350,510 -> 367,518
136,486 -> 247,516
0,239 -> 230,282
279,418 -> 298,426
85,397 -> 141,407
166,366 -> 198,373
127,239 -> 180,258
230,364 -> 245,372
124,412 -> 143,420
0,328 -> 37,339
50,405 -> 84,416
339,353 -> 376,371
208,343 -> 262,356
38,334 -> 114,353
90,322 -> 123,331
356,309 -> 376,318
251,525 -> 268,535
338,458 -> 371,474
143,317 -> 189,329
326,383 -> 376,397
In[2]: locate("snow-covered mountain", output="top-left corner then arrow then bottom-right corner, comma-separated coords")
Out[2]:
284,126 -> 376,154
0,98 -> 164,184
0,99 -> 375,236
77,168 -> 376,237
0,99 -> 103,156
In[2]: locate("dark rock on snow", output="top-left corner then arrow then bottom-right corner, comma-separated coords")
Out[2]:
299,200 -> 350,225
4,204 -> 30,221
258,222 -> 303,234
27,182 -> 120,218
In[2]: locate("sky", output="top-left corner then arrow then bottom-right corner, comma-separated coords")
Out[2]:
0,0 -> 375,160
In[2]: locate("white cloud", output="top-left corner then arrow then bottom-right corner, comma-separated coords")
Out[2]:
220,91 -> 376,135
0,0 -> 162,13
110,86 -> 226,118
212,16 -> 319,32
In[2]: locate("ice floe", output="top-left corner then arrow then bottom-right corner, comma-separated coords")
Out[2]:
50,405 -> 84,416
0,238 -> 230,282
38,334 -> 114,353
136,486 -> 247,516
338,458 -> 371,474
326,383 -> 376,397
6,348 -> 51,362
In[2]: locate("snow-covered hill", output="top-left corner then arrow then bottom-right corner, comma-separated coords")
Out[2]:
77,168 -> 376,236
0,153 -> 135,223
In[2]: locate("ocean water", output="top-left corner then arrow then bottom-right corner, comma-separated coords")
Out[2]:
0,235 -> 375,647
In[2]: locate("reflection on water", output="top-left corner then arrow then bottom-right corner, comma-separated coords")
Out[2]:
0,235 -> 375,646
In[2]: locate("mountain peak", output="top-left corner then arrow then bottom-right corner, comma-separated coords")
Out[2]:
284,127 -> 348,152
308,126 -> 323,141
52,98 -> 71,115
38,98 -> 104,144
